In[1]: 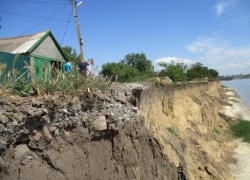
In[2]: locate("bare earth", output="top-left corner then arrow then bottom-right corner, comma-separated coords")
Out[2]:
220,89 -> 250,180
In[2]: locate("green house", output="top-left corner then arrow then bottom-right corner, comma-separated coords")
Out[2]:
0,30 -> 69,79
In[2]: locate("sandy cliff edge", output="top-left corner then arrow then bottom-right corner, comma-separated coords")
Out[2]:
221,87 -> 250,180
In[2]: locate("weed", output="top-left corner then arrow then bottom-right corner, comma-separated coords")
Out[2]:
194,96 -> 201,102
167,127 -> 179,137
219,114 -> 226,120
230,120 -> 250,143
0,55 -> 113,96
219,125 -> 223,128
213,128 -> 220,134
230,99 -> 239,103
222,85 -> 228,88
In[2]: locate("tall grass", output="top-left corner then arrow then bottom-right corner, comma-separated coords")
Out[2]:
0,55 -> 112,96
0,54 -> 33,96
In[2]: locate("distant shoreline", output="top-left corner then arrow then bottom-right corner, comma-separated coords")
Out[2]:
220,79 -> 250,109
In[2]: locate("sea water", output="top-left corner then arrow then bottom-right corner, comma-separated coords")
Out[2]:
220,79 -> 250,108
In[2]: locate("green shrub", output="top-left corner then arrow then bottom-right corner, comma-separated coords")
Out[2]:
230,99 -> 239,103
219,125 -> 223,128
230,120 -> 250,143
213,128 -> 220,134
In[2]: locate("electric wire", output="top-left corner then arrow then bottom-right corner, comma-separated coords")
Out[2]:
20,0 -> 70,5
19,3 -> 70,36
61,8 -> 73,45
66,29 -> 76,44
0,11 -> 74,23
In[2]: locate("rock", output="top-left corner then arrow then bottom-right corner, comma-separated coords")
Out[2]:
0,124 -> 4,133
30,129 -> 37,135
0,115 -> 9,124
62,109 -> 68,114
22,129 -> 29,135
93,115 -> 107,131
110,112 -> 115,117
52,123 -> 60,127
49,127 -> 57,132
33,132 -> 42,141
43,126 -> 52,142
15,144 -> 29,160
27,155 -> 33,160
0,139 -> 7,150
0,156 -> 4,168
133,107 -> 139,111
42,108 -> 48,114
11,120 -> 18,126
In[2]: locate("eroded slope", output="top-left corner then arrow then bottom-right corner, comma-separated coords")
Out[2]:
135,81 -> 236,180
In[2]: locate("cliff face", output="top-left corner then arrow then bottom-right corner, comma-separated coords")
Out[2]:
135,81 -> 236,180
0,90 -> 185,180
0,81 -> 235,180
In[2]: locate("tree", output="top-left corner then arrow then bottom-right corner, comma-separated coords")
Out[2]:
186,63 -> 219,80
62,46 -> 81,65
158,61 -> 187,81
186,62 -> 210,80
101,53 -> 154,82
208,69 -> 219,79
101,62 -> 140,82
123,53 -> 154,75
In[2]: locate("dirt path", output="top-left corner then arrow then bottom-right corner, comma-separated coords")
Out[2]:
220,89 -> 250,180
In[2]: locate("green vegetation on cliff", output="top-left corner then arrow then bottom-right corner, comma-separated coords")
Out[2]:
230,120 -> 250,143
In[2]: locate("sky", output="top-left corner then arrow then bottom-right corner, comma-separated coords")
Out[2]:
0,0 -> 250,76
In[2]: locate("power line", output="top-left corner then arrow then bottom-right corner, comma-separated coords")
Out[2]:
0,11 -> 74,23
20,0 -> 70,4
66,28 -> 76,44
61,8 -> 73,45
19,3 -> 69,36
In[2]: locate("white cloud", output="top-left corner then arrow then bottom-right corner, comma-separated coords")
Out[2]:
215,2 -> 230,17
187,35 -> 250,75
229,63 -> 246,68
153,57 -> 195,72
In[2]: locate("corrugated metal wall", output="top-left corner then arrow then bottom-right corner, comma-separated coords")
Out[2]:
0,52 -> 31,81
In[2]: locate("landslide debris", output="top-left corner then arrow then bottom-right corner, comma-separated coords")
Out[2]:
0,84 -> 187,180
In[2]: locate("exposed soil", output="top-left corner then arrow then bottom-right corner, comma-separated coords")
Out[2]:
0,86 -> 186,180
0,81 -> 245,180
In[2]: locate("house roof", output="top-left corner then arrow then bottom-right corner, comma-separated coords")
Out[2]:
0,30 -> 68,60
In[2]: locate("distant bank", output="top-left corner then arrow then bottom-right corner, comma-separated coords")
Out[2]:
221,79 -> 250,108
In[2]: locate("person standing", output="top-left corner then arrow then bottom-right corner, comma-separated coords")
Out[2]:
64,60 -> 71,73
85,60 -> 90,76
78,60 -> 87,78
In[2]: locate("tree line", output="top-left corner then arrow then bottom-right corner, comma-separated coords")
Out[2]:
61,47 -> 219,83
101,53 -> 219,82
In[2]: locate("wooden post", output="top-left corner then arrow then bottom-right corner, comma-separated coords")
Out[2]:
71,0 -> 84,61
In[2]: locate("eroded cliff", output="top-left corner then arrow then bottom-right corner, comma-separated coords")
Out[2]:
0,81 -> 235,180
0,89 -> 185,180
135,81 -> 236,180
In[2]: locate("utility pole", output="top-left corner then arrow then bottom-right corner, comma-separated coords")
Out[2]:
71,0 -> 84,61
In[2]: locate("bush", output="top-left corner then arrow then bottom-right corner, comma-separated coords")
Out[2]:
230,120 -> 250,143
